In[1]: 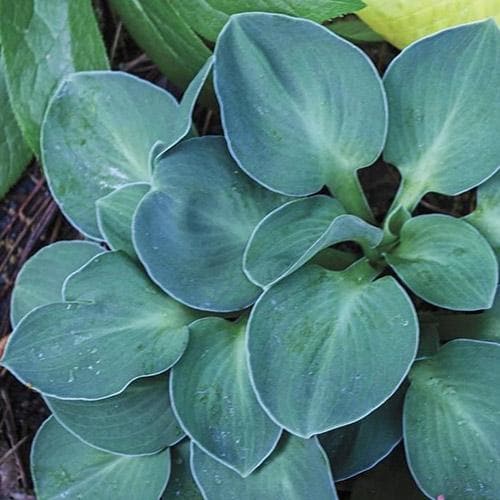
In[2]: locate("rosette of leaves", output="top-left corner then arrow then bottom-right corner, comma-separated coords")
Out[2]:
1,13 -> 500,500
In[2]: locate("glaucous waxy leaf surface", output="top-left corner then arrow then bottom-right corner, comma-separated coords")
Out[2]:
244,195 -> 383,287
320,386 -> 405,481
0,0 -> 109,156
162,440 -> 202,499
404,340 -> 500,499
191,435 -> 338,499
214,13 -> 386,218
96,183 -> 150,259
134,136 -> 286,312
32,417 -> 170,500
465,172 -> 500,259
42,59 -> 211,239
247,259 -> 418,437
2,252 -> 198,400
384,21 -> 500,210
46,374 -> 183,456
10,240 -> 104,328
385,214 -> 498,311
171,317 -> 281,476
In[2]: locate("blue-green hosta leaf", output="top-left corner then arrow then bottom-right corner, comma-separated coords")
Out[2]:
10,240 -> 104,328
0,0 -> 109,156
404,340 -> 500,499
46,374 -> 183,456
96,183 -> 150,259
244,195 -> 383,288
214,13 -> 386,218
436,288 -> 500,344
247,259 -> 418,437
320,386 -> 405,481
42,61 -> 211,239
32,417 -> 170,500
171,317 -> 281,476
385,214 -> 498,311
384,21 -> 500,210
134,136 -> 287,312
191,435 -> 338,499
162,440 -> 202,499
2,252 -> 198,400
465,172 -> 500,259
0,55 -> 32,198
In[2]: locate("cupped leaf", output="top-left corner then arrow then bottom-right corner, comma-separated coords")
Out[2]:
191,435 -> 338,499
134,136 -> 286,312
96,183 -> 150,259
244,195 -> 383,288
162,440 -> 202,499
42,61 -> 210,239
32,417 -> 170,500
171,317 -> 281,476
404,340 -> 500,499
320,386 -> 405,481
384,21 -> 500,210
214,13 -> 386,218
46,374 -> 183,456
465,172 -> 500,259
247,259 -> 418,437
385,214 -> 498,311
10,240 -> 104,328
0,0 -> 109,155
2,252 -> 198,400
0,55 -> 32,198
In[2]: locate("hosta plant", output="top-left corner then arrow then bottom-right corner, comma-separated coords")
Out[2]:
1,13 -> 500,500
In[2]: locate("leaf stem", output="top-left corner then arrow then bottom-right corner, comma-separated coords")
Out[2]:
342,256 -> 382,284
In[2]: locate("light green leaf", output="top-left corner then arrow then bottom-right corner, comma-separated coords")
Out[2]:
244,195 -> 383,288
319,386 -> 405,481
0,55 -> 32,198
384,21 -> 500,211
2,252 -> 198,400
171,317 -> 281,476
247,259 -> 418,437
436,288 -> 500,344
385,214 -> 498,311
465,172 -> 500,259
134,136 -> 286,312
46,374 -> 183,456
162,440 -> 202,499
32,417 -> 170,500
191,435 -> 338,499
214,13 -> 386,219
96,183 -> 150,259
404,340 -> 500,499
0,0 -> 109,156
10,240 -> 104,328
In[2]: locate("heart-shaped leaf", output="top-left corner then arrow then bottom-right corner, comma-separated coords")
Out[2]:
32,417 -> 170,500
404,340 -> 500,499
320,386 -> 405,481
171,317 -> 281,476
214,12 -> 386,219
46,374 -> 183,456
10,240 -> 104,328
247,259 -> 418,437
162,440 -> 202,499
244,195 -> 383,288
191,435 -> 338,499
2,252 -> 198,400
96,183 -> 150,259
42,60 -> 211,239
384,21 -> 500,211
465,172 -> 500,259
385,214 -> 498,311
134,136 -> 286,312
